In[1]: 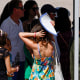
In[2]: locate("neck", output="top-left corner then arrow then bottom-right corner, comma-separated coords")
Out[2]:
10,14 -> 19,25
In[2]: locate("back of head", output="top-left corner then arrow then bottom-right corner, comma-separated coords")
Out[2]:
41,4 -> 56,14
8,0 -> 22,15
56,7 -> 70,18
31,23 -> 52,43
0,29 -> 7,46
55,7 -> 71,32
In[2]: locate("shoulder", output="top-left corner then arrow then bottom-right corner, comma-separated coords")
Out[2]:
1,17 -> 10,25
0,17 -> 11,29
3,48 -> 10,57
0,48 -> 10,58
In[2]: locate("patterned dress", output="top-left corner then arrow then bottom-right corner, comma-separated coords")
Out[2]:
29,43 -> 55,80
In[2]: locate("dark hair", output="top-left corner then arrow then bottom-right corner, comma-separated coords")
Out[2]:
0,29 -> 7,46
8,0 -> 22,15
23,0 -> 38,21
0,2 -> 10,26
55,7 -> 71,32
31,23 -> 52,43
56,7 -> 70,18
41,4 -> 56,14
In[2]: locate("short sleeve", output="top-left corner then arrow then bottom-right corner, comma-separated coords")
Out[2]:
3,49 -> 10,58
0,19 -> 10,38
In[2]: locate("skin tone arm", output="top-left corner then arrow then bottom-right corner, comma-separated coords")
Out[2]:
19,30 -> 45,49
5,56 -> 19,75
4,38 -> 19,76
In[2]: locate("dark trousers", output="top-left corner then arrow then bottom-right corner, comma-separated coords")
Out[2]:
12,62 -> 25,80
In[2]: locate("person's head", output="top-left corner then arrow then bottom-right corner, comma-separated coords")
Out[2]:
56,7 -> 70,18
24,0 -> 39,20
9,0 -> 24,18
41,4 -> 56,20
31,23 -> 53,43
0,29 -> 7,47
55,7 -> 71,32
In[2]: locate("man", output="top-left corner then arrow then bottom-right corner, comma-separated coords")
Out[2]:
0,0 -> 25,80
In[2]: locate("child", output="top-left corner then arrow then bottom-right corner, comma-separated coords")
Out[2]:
0,29 -> 19,80
4,38 -> 12,80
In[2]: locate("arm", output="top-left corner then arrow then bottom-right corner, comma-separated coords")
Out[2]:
5,56 -> 19,75
19,30 -> 45,49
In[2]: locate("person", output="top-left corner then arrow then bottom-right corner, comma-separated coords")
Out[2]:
19,23 -> 55,80
70,18 -> 80,80
4,38 -> 13,80
0,0 -> 25,80
21,0 -> 40,32
41,4 -> 56,21
55,7 -> 72,80
41,4 -> 61,60
0,29 -> 19,80
21,0 -> 40,80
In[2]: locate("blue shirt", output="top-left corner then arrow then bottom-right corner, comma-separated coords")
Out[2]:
0,16 -> 25,62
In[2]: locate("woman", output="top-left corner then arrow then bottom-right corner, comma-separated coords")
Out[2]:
19,23 -> 55,80
21,0 -> 40,31
0,29 -> 19,80
55,7 -> 72,80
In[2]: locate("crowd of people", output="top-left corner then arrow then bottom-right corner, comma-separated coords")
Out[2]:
0,0 -> 79,80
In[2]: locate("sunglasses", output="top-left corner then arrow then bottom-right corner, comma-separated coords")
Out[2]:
16,7 -> 24,10
32,7 -> 39,11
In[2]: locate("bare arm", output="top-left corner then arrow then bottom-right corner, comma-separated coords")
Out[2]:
5,56 -> 19,75
19,30 -> 45,49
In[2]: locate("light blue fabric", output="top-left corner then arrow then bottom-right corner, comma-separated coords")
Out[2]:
0,16 -> 25,62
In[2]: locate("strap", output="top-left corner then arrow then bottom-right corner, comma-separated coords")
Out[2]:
53,36 -> 60,60
37,43 -> 42,58
53,42 -> 60,63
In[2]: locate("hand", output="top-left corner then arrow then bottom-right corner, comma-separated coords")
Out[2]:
7,72 -> 14,77
36,30 -> 46,38
16,66 -> 19,72
50,21 -> 55,27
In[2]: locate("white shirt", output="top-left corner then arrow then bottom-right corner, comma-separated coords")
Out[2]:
0,16 -> 25,62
